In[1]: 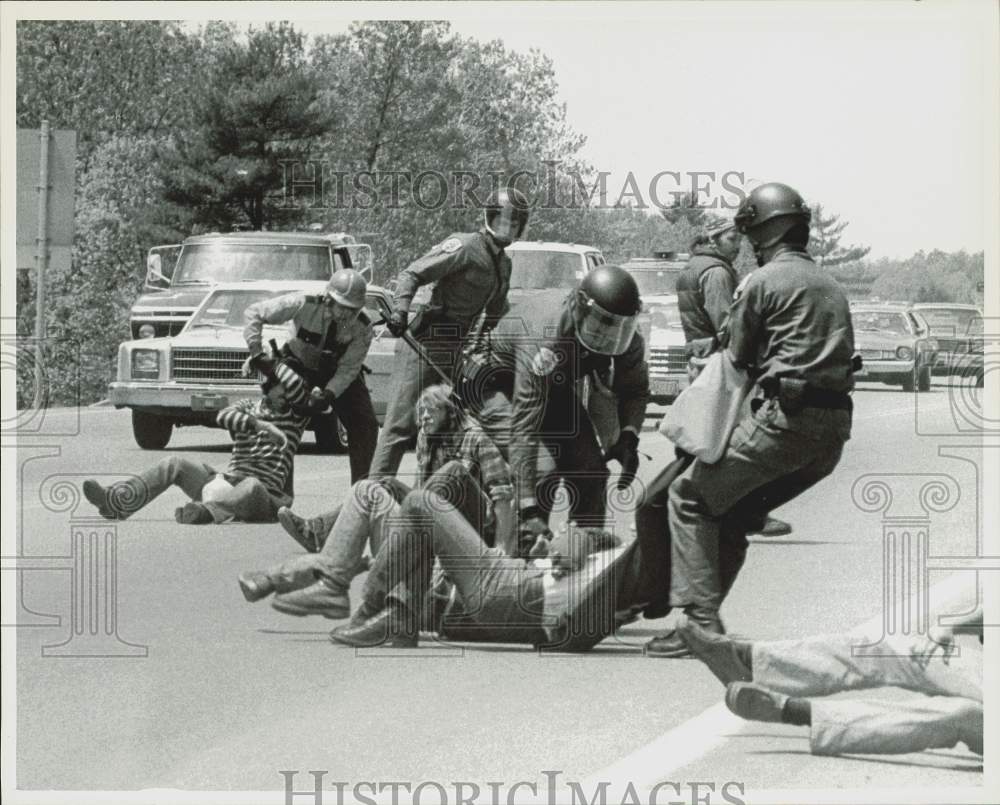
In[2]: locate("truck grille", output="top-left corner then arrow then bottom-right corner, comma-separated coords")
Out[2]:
649,346 -> 687,376
171,348 -> 257,383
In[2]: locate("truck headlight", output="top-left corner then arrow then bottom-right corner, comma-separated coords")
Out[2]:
896,346 -> 914,361
138,323 -> 157,339
131,349 -> 160,379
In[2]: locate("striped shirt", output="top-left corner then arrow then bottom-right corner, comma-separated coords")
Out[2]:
415,422 -> 512,503
215,364 -> 311,497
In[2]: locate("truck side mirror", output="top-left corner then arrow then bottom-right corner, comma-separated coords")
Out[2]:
146,254 -> 170,287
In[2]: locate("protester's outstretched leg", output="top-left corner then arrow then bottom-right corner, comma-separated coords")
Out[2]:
809,696 -> 983,756
84,457 -> 215,520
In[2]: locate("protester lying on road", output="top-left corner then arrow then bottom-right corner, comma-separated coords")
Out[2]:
239,384 -> 514,618
83,362 -> 310,524
676,606 -> 983,757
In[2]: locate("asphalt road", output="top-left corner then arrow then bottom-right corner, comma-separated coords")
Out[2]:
10,380 -> 988,799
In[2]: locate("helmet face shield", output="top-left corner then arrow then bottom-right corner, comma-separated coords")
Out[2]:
575,295 -> 639,355
485,205 -> 528,246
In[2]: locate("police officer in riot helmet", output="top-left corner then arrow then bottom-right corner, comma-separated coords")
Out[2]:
646,181 -> 856,658
243,269 -> 379,483
508,264 -> 651,555
372,187 -> 530,479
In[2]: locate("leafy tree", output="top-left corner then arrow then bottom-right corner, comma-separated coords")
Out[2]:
809,204 -> 870,267
158,23 -> 330,231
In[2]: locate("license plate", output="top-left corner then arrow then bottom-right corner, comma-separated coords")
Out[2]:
653,379 -> 679,396
191,393 -> 229,411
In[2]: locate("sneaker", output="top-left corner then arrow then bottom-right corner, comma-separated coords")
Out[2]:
238,571 -> 275,603
271,580 -> 350,619
676,614 -> 752,684
82,479 -> 124,520
175,502 -> 214,524
725,682 -> 789,723
748,516 -> 793,537
278,506 -> 320,553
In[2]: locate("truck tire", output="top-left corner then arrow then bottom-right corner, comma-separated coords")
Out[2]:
132,410 -> 173,449
917,366 -> 932,392
313,414 -> 348,454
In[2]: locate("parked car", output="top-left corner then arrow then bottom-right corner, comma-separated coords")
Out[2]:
620,251 -> 690,404
109,282 -> 396,451
910,303 -> 984,387
850,303 -> 938,392
132,231 -> 371,339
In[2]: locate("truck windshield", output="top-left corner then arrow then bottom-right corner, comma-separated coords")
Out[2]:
628,269 -> 680,296
187,289 -> 298,330
853,311 -> 911,335
648,301 -> 683,330
509,251 -> 582,290
173,244 -> 334,284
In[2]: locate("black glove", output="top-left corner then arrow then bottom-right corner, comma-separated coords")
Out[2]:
605,430 -> 640,490
516,507 -> 551,558
248,351 -> 276,376
386,309 -> 409,337
297,387 -> 335,416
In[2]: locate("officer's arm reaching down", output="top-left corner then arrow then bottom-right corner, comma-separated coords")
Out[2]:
243,293 -> 307,356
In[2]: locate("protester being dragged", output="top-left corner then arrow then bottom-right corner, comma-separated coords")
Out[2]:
83,361 -> 311,524
238,383 -> 515,618
676,604 -> 982,757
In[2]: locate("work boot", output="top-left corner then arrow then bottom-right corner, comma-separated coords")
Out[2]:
676,614 -> 753,684
82,479 -> 125,520
238,571 -> 275,603
725,682 -> 788,723
277,506 -> 321,553
175,502 -> 214,524
271,579 -> 350,619
645,608 -> 724,658
748,516 -> 793,537
329,601 -> 419,648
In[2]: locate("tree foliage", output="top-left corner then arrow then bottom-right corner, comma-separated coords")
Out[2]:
809,203 -> 871,267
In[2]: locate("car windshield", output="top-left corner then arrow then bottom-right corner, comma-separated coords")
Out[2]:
915,307 -> 983,336
187,289 -> 298,330
649,301 -> 683,330
853,310 -> 911,335
509,251 -> 582,289
629,269 -> 680,297
173,243 -> 336,284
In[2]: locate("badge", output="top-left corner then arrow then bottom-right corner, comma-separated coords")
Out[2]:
439,237 -> 463,254
531,347 -> 558,377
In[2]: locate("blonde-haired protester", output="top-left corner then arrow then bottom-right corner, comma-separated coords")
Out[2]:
237,384 -> 514,619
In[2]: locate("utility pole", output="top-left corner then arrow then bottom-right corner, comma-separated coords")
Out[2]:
33,120 -> 51,409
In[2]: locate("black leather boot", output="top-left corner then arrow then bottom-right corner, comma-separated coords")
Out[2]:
329,601 -> 418,648
645,607 -> 725,658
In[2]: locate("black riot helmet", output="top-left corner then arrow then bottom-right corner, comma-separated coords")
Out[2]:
574,265 -> 642,355
734,182 -> 812,250
484,187 -> 530,247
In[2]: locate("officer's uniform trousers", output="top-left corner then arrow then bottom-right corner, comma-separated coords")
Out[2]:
669,397 -> 850,611
753,633 -> 983,756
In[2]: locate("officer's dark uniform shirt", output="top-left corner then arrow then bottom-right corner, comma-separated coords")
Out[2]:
675,246 -> 739,354
501,296 -> 650,508
394,230 -> 511,329
243,293 -> 373,399
727,249 -> 855,393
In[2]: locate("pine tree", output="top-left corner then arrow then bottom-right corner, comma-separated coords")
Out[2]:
809,204 -> 871,267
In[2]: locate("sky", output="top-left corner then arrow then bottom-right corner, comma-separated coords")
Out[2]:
8,0 -> 1000,260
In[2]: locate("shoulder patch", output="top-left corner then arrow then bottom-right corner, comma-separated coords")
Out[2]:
531,346 -> 559,377
439,237 -> 463,254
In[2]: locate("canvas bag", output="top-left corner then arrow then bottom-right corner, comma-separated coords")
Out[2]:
659,349 -> 753,464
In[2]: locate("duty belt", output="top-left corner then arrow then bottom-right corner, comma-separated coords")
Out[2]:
759,377 -> 852,412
